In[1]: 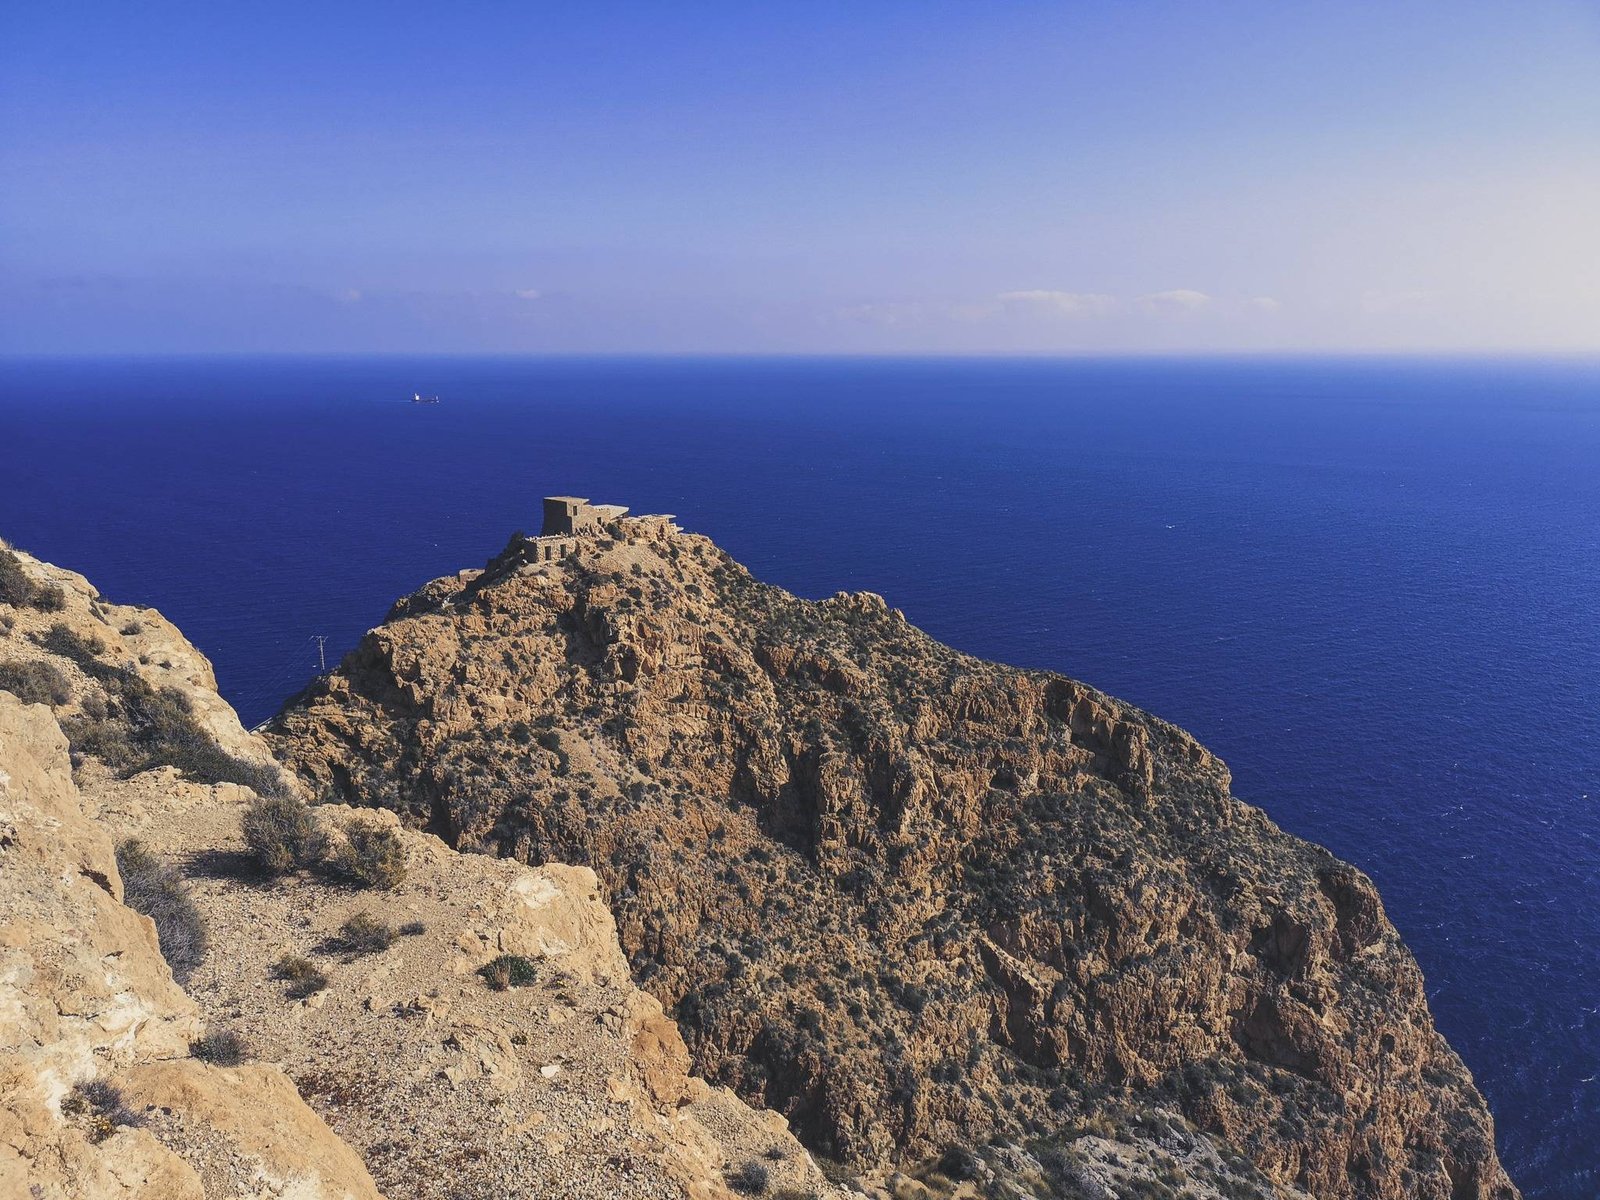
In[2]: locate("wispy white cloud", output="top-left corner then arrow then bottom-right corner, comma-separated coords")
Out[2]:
514,288 -> 543,301
1249,295 -> 1281,313
996,289 -> 1118,317
1134,289 -> 1212,314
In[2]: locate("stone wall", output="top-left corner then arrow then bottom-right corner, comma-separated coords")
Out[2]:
522,511 -> 677,563
526,535 -> 578,562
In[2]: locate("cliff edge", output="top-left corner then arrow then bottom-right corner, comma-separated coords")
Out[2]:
269,518 -> 1518,1200
1,543 -> 839,1200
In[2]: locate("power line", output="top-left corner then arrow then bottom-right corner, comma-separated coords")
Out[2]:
241,634 -> 332,732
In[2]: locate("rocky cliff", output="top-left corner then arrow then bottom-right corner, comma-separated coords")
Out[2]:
0,693 -> 381,1200
1,543 -> 838,1200
269,522 -> 1518,1200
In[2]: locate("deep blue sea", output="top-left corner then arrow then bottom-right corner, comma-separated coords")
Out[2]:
1,356 -> 1595,1196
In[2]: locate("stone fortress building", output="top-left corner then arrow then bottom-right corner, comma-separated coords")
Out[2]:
522,496 -> 678,562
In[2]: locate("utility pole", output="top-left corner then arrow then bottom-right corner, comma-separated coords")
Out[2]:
313,635 -> 328,673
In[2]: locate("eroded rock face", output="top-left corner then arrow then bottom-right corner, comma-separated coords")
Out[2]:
99,790 -> 838,1200
271,526 -> 1519,1200
2,544 -> 839,1200
0,692 -> 382,1200
856,1105 -> 1317,1200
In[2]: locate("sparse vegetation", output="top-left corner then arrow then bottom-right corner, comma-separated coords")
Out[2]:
399,919 -> 427,936
727,1160 -> 771,1195
62,1079 -> 144,1143
334,820 -> 407,889
477,953 -> 538,990
115,840 -> 208,983
36,622 -> 290,791
268,530 -> 1503,1191
271,954 -> 329,999
0,658 -> 70,706
37,622 -> 106,665
0,549 -> 66,611
936,1145 -> 982,1182
242,795 -> 328,874
190,1027 -> 249,1066
332,910 -> 395,955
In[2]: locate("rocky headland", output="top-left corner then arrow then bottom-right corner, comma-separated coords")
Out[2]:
0,515 -> 1520,1200
255,511 -> 1518,1200
0,544 -> 839,1200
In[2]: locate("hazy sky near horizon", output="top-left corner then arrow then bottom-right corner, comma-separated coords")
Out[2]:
4,2 -> 1600,355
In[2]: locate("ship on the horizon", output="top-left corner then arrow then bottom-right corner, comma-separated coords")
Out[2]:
411,392 -> 440,404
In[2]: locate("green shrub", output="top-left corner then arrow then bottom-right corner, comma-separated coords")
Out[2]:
0,659 -> 70,706
335,822 -> 407,889
116,840 -> 208,984
242,796 -> 328,875
333,911 -> 395,955
478,953 -> 538,991
190,1028 -> 248,1066
271,954 -> 329,999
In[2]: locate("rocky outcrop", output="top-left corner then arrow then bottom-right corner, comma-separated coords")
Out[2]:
855,1105 -> 1316,1200
0,692 -> 382,1200
2,544 -> 838,1200
270,524 -> 1519,1200
100,790 -> 837,1200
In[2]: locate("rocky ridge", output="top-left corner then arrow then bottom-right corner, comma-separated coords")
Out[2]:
269,519 -> 1519,1200
0,544 -> 837,1200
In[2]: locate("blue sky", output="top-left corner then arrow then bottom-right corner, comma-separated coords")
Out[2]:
4,1 -> 1598,353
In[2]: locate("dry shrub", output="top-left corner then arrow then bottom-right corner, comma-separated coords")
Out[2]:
477,953 -> 538,991
271,954 -> 329,999
727,1161 -> 771,1195
37,622 -> 105,665
335,821 -> 407,889
116,840 -> 208,983
38,624 -> 290,793
63,1079 -> 145,1143
333,911 -> 395,955
242,795 -> 328,875
0,658 -> 71,706
0,550 -> 66,611
190,1027 -> 248,1066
